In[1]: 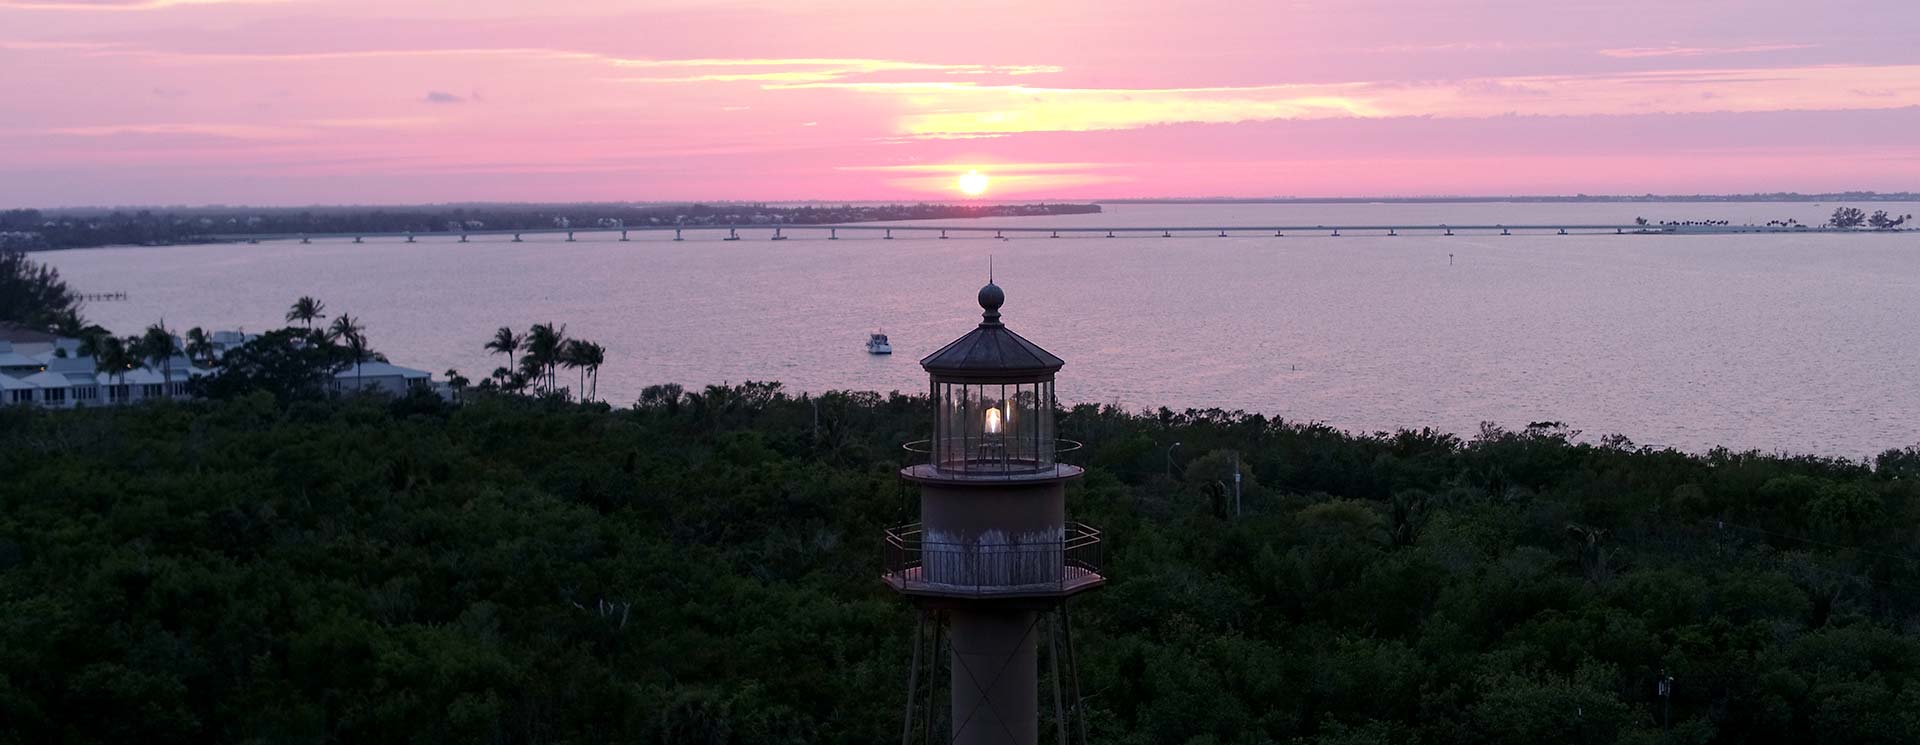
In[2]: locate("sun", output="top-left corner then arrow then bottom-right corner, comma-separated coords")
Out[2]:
957,170 -> 990,197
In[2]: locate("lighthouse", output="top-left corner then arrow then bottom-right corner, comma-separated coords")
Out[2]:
886,279 -> 1104,745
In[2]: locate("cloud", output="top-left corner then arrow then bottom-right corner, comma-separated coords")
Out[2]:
0,0 -> 290,10
773,64 -> 1920,137
1599,43 -> 1816,58
839,162 -> 1118,173
422,91 -> 463,104
10,117 -> 437,140
609,57 -> 1061,85
36,122 -> 297,139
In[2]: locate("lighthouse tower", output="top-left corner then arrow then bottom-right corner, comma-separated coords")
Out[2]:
886,279 -> 1103,745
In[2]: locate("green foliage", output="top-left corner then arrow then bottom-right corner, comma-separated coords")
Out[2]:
2,390 -> 1919,744
0,250 -> 81,331
194,328 -> 346,401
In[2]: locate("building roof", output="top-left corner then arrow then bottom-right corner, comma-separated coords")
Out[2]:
335,361 -> 431,379
919,282 -> 1065,380
0,322 -> 57,345
111,367 -> 169,385
21,370 -> 71,388
0,349 -> 40,368
0,375 -> 35,390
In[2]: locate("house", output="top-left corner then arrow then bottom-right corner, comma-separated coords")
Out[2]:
0,341 -> 42,377
0,323 -> 59,357
2,323 -> 438,408
332,361 -> 433,396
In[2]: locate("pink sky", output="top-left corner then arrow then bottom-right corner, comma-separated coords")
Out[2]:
2,0 -> 1918,206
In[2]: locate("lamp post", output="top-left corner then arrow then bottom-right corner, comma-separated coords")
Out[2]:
1166,441 -> 1182,478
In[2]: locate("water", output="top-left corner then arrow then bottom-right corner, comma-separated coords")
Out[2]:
43,202 -> 1920,458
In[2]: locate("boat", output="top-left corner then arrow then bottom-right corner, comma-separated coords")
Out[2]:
866,332 -> 892,355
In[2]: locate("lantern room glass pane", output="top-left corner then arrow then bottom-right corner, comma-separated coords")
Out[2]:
932,378 -> 1056,475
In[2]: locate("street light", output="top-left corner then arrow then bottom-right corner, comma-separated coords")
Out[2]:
1166,442 -> 1182,478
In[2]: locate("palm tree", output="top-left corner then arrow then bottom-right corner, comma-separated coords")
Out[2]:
287,296 -> 327,330
91,336 -> 134,400
444,368 -> 469,401
516,355 -> 545,394
75,325 -> 110,359
577,341 -> 605,402
485,327 -> 522,380
560,339 -> 588,401
184,327 -> 214,367
521,323 -> 566,393
328,314 -> 368,390
138,322 -> 176,397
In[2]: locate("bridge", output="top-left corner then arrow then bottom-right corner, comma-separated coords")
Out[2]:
210,222 -> 1874,244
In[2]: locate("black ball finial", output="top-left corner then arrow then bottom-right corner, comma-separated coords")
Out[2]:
978,281 -> 1004,311
977,282 -> 1004,326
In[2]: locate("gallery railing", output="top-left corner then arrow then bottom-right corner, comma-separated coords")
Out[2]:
882,522 -> 1103,595
901,438 -> 1083,479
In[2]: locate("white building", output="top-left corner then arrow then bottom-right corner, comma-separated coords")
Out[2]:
2,322 -> 440,408
0,325 -> 207,408
332,361 -> 433,396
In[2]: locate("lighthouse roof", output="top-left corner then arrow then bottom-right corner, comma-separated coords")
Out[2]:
919,282 -> 1064,380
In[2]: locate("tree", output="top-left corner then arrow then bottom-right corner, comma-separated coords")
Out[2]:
0,250 -> 81,331
90,335 -> 134,393
328,314 -> 368,391
560,339 -> 588,401
286,296 -> 327,329
137,322 -> 177,396
578,341 -> 605,403
194,328 -> 344,401
1828,207 -> 1867,229
184,327 -> 215,367
1866,210 -> 1910,230
444,368 -> 470,401
485,327 -> 522,382
521,323 -> 567,394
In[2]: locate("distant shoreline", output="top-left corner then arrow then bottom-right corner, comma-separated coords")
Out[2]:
1100,193 -> 1920,205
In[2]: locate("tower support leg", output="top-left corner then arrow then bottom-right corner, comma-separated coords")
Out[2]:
1048,611 -> 1068,745
950,609 -> 1039,745
903,610 -> 926,745
1062,603 -> 1088,745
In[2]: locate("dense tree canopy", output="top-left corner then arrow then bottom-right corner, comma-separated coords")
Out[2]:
2,388 -> 1918,744
0,250 -> 81,332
